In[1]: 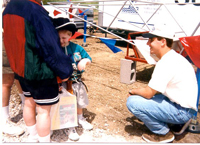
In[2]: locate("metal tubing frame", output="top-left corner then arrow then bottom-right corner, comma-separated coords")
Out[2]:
48,3 -> 137,47
93,3 -> 147,31
48,1 -> 200,64
48,1 -> 198,37
52,0 -> 200,5
163,4 -> 187,36
128,0 -> 151,31
125,31 -> 148,63
49,2 -> 149,31
50,0 -> 195,37
141,4 -> 162,28
106,0 -> 128,31
191,22 -> 200,36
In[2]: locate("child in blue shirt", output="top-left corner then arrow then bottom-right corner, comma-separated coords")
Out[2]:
52,17 -> 93,141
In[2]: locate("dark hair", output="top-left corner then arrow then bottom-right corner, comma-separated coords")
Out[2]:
157,36 -> 173,48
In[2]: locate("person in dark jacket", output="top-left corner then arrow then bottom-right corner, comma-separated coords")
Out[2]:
3,0 -> 73,142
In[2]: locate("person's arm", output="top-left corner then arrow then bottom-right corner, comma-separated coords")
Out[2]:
33,10 -> 73,80
75,43 -> 92,71
128,86 -> 157,99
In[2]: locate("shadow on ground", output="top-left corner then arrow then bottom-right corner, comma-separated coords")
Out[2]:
136,66 -> 155,82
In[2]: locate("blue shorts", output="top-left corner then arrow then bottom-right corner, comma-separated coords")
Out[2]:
17,75 -> 59,106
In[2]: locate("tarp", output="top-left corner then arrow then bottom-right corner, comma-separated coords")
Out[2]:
133,40 -> 157,65
179,35 -> 200,68
179,35 -> 200,116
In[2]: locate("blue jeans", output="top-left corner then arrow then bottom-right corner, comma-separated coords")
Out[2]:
126,94 -> 196,135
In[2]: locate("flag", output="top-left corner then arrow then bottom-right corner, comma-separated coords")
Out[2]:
53,10 -> 61,16
100,38 -> 123,53
78,9 -> 89,16
78,8 -> 83,14
69,32 -> 83,41
68,33 -> 123,54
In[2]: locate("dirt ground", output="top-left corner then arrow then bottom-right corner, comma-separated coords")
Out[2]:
3,32 -> 200,143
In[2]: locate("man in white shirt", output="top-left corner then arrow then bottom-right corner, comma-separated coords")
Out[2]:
126,26 -> 198,143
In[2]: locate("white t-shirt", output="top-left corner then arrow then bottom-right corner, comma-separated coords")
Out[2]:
148,49 -> 198,111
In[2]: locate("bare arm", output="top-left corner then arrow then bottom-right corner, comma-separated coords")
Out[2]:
128,86 -> 157,99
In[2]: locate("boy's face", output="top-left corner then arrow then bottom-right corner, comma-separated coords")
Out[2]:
58,30 -> 72,47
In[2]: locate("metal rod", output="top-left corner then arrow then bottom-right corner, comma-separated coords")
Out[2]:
141,4 -> 162,28
83,15 -> 87,46
163,4 -> 187,36
129,0 -> 150,31
106,0 -> 128,31
191,22 -> 200,36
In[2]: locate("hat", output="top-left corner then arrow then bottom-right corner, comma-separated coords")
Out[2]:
52,18 -> 77,36
142,24 -> 175,40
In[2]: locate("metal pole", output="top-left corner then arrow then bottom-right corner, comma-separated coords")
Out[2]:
191,22 -> 200,36
188,68 -> 200,133
106,0 -> 128,31
141,4 -> 162,28
163,4 -> 187,36
82,15 -> 88,47
129,0 -> 150,31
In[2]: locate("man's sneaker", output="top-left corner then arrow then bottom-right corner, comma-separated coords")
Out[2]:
67,127 -> 80,141
79,118 -> 93,130
26,134 -> 39,142
142,131 -> 175,143
2,119 -> 25,136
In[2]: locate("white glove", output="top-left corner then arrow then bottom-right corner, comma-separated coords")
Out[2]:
77,58 -> 91,71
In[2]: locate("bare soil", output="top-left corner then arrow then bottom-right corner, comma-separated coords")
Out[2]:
3,32 -> 200,143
